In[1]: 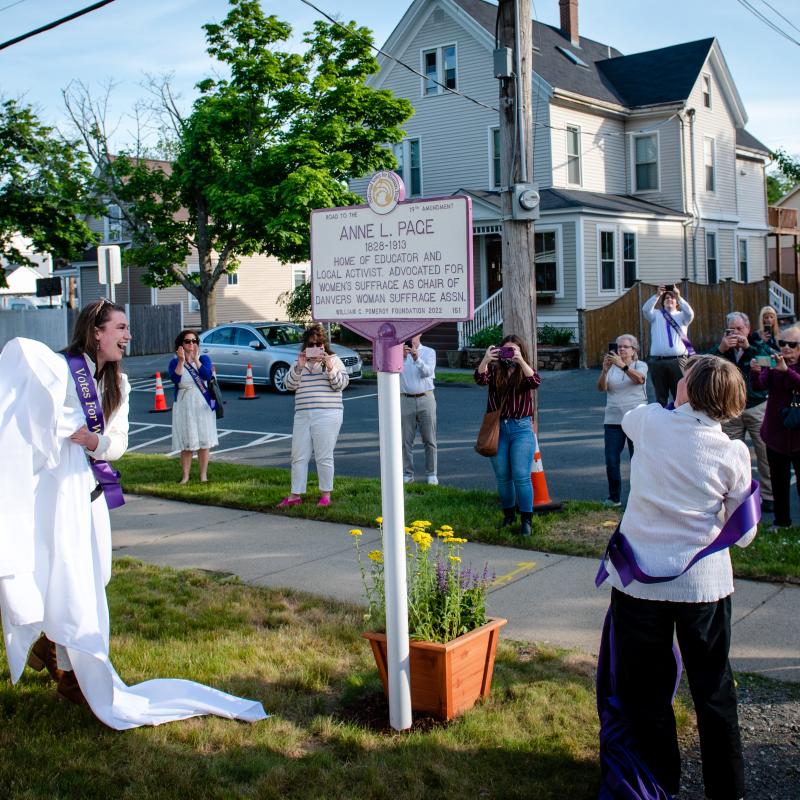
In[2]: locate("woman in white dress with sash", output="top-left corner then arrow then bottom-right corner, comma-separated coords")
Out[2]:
168,329 -> 218,483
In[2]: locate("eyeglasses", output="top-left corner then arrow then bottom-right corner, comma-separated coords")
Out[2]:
617,345 -> 634,350
182,338 -> 199,345
778,340 -> 800,349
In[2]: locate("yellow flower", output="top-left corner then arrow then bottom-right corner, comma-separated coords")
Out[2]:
349,529 -> 363,537
404,527 -> 412,534
410,520 -> 431,528
440,525 -> 453,531
419,540 -> 432,552
375,517 -> 383,524
368,550 -> 383,563
449,555 -> 461,563
448,537 -> 468,544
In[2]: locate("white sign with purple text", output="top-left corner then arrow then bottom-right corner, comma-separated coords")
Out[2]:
310,195 -> 473,322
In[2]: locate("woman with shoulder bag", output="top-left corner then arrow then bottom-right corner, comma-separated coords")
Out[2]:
169,329 -> 218,484
750,324 -> 800,529
474,335 -> 541,536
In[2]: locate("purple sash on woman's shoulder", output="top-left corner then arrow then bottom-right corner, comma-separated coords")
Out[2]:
64,353 -> 125,509
183,360 -> 216,412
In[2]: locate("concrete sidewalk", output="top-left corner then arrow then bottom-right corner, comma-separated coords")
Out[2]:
110,495 -> 800,683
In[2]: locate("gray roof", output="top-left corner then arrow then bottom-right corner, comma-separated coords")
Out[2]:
459,187 -> 689,219
736,128 -> 770,155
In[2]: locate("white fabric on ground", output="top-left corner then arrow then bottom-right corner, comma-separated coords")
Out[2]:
171,369 -> 219,451
0,338 -> 267,729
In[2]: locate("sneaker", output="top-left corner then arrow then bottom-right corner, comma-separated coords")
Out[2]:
277,496 -> 302,508
403,476 -> 414,484
602,498 -> 622,508
427,475 -> 439,485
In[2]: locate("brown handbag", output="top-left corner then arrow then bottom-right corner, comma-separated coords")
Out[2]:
475,408 -> 501,456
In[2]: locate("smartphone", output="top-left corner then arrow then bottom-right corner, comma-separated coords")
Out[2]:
305,346 -> 325,358
755,354 -> 777,368
663,283 -> 675,292
498,346 -> 516,359
724,329 -> 735,337
404,340 -> 413,348
608,342 -> 618,354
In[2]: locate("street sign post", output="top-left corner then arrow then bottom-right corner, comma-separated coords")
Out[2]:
97,245 -> 122,303
310,173 -> 473,730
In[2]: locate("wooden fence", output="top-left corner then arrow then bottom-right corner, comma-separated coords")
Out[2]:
127,304 -> 183,356
579,279 -> 773,368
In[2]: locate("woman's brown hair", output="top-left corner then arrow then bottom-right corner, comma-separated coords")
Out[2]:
655,290 -> 682,311
685,354 -> 746,422
301,323 -> 333,355
66,299 -> 126,419
174,329 -> 200,349
492,334 -> 532,393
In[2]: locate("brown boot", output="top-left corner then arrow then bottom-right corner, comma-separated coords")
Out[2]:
57,670 -> 89,707
27,634 -> 65,683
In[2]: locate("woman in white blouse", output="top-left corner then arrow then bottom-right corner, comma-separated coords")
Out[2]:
597,333 -> 648,507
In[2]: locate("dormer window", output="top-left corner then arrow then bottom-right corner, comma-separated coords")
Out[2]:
632,133 -> 659,192
422,45 -> 457,96
702,75 -> 712,109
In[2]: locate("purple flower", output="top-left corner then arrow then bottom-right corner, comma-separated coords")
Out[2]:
435,558 -> 448,592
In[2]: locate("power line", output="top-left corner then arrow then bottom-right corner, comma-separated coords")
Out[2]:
0,0 -> 30,13
297,0 -> 499,112
734,0 -> 800,47
755,0 -> 800,36
0,0 -> 116,52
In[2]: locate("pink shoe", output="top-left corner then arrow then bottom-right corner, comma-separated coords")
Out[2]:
277,496 -> 302,508
317,496 -> 331,507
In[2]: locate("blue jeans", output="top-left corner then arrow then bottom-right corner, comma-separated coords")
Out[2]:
490,417 -> 536,512
604,424 -> 634,503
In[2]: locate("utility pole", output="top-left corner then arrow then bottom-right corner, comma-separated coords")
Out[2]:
496,0 -> 539,368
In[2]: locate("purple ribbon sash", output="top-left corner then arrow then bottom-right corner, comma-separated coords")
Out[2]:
64,354 -> 125,509
595,480 -> 761,588
183,361 -> 216,412
660,309 -> 695,356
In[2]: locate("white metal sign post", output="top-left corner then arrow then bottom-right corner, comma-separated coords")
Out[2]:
311,173 -> 473,731
97,245 -> 122,303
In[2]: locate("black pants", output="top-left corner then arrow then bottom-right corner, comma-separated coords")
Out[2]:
648,357 -> 684,406
766,446 -> 800,527
610,589 -> 744,799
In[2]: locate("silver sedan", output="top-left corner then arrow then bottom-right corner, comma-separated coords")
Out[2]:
199,322 -> 363,393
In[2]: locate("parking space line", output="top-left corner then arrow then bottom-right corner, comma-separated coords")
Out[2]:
127,433 -> 174,452
166,430 -> 235,457
211,432 -> 292,455
343,392 -> 378,401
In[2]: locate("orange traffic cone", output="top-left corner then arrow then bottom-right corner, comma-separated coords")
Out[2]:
150,371 -> 170,413
239,363 -> 258,399
531,444 -> 562,512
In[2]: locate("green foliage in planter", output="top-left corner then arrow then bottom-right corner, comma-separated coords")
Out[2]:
468,323 -> 503,349
538,324 -> 574,345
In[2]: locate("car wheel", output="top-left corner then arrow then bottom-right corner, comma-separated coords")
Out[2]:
270,362 -> 290,393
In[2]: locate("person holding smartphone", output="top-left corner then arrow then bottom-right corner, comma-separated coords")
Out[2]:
475,334 -> 541,536
400,335 -> 438,485
642,284 -> 695,406
279,323 -> 349,507
708,311 -> 774,514
597,334 -> 648,507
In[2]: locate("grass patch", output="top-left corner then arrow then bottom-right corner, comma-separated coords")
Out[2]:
0,559 -> 611,799
118,454 -> 800,583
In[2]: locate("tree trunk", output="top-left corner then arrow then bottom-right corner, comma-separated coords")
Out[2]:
196,194 -> 216,330
497,0 -> 537,376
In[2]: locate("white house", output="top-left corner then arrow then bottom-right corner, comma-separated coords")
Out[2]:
350,0 -> 772,346
0,234 -> 58,309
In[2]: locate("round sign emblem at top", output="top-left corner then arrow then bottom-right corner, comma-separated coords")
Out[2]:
366,171 -> 406,215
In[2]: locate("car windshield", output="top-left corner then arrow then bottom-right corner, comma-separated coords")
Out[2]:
256,324 -> 304,346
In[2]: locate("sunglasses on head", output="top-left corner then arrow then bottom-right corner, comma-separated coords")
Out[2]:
778,340 -> 799,349
182,338 -> 199,345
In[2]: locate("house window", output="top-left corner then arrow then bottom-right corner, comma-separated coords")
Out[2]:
704,137 -> 715,192
738,239 -> 748,283
393,138 -> 422,196
633,133 -> 658,192
490,127 -> 502,188
706,232 -> 718,284
566,125 -> 581,185
702,75 -> 712,108
188,265 -> 200,312
622,232 -> 637,289
422,44 -> 457,96
293,266 -> 309,288
600,229 -> 616,292
226,272 -> 239,286
105,203 -> 122,242
534,230 -> 558,293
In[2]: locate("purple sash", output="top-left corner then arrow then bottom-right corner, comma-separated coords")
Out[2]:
595,480 -> 761,588
660,309 -> 695,356
183,361 -> 216,412
64,354 -> 125,509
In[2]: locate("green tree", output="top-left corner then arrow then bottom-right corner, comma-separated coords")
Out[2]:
66,0 -> 412,329
0,99 -> 99,287
769,149 -> 799,204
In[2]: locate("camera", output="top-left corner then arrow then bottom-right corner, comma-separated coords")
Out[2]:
724,329 -> 735,337
663,283 -> 675,292
755,354 -> 777,368
608,342 -> 619,354
404,340 -> 413,349
305,346 -> 325,358
497,346 -> 516,359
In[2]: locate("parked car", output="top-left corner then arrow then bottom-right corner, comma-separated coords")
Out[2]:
199,322 -> 363,393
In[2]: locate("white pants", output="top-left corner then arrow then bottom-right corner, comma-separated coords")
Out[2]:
291,408 -> 343,494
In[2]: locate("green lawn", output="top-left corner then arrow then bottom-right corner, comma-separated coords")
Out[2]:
118,454 -> 800,584
0,559 -> 608,800
361,370 -> 475,384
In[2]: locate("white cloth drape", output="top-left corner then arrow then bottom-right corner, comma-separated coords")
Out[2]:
0,338 -> 267,729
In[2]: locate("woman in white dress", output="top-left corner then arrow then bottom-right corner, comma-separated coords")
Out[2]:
168,330 -> 218,483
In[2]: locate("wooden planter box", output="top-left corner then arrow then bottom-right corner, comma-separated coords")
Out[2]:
363,617 -> 507,720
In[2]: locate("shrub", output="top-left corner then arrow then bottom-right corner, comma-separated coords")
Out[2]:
538,324 -> 574,345
468,324 -> 503,349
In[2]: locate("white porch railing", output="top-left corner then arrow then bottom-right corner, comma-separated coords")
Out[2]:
458,288 -> 503,348
769,280 -> 795,318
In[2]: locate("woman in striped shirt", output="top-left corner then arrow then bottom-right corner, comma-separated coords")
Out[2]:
279,324 -> 349,508
475,334 -> 542,537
